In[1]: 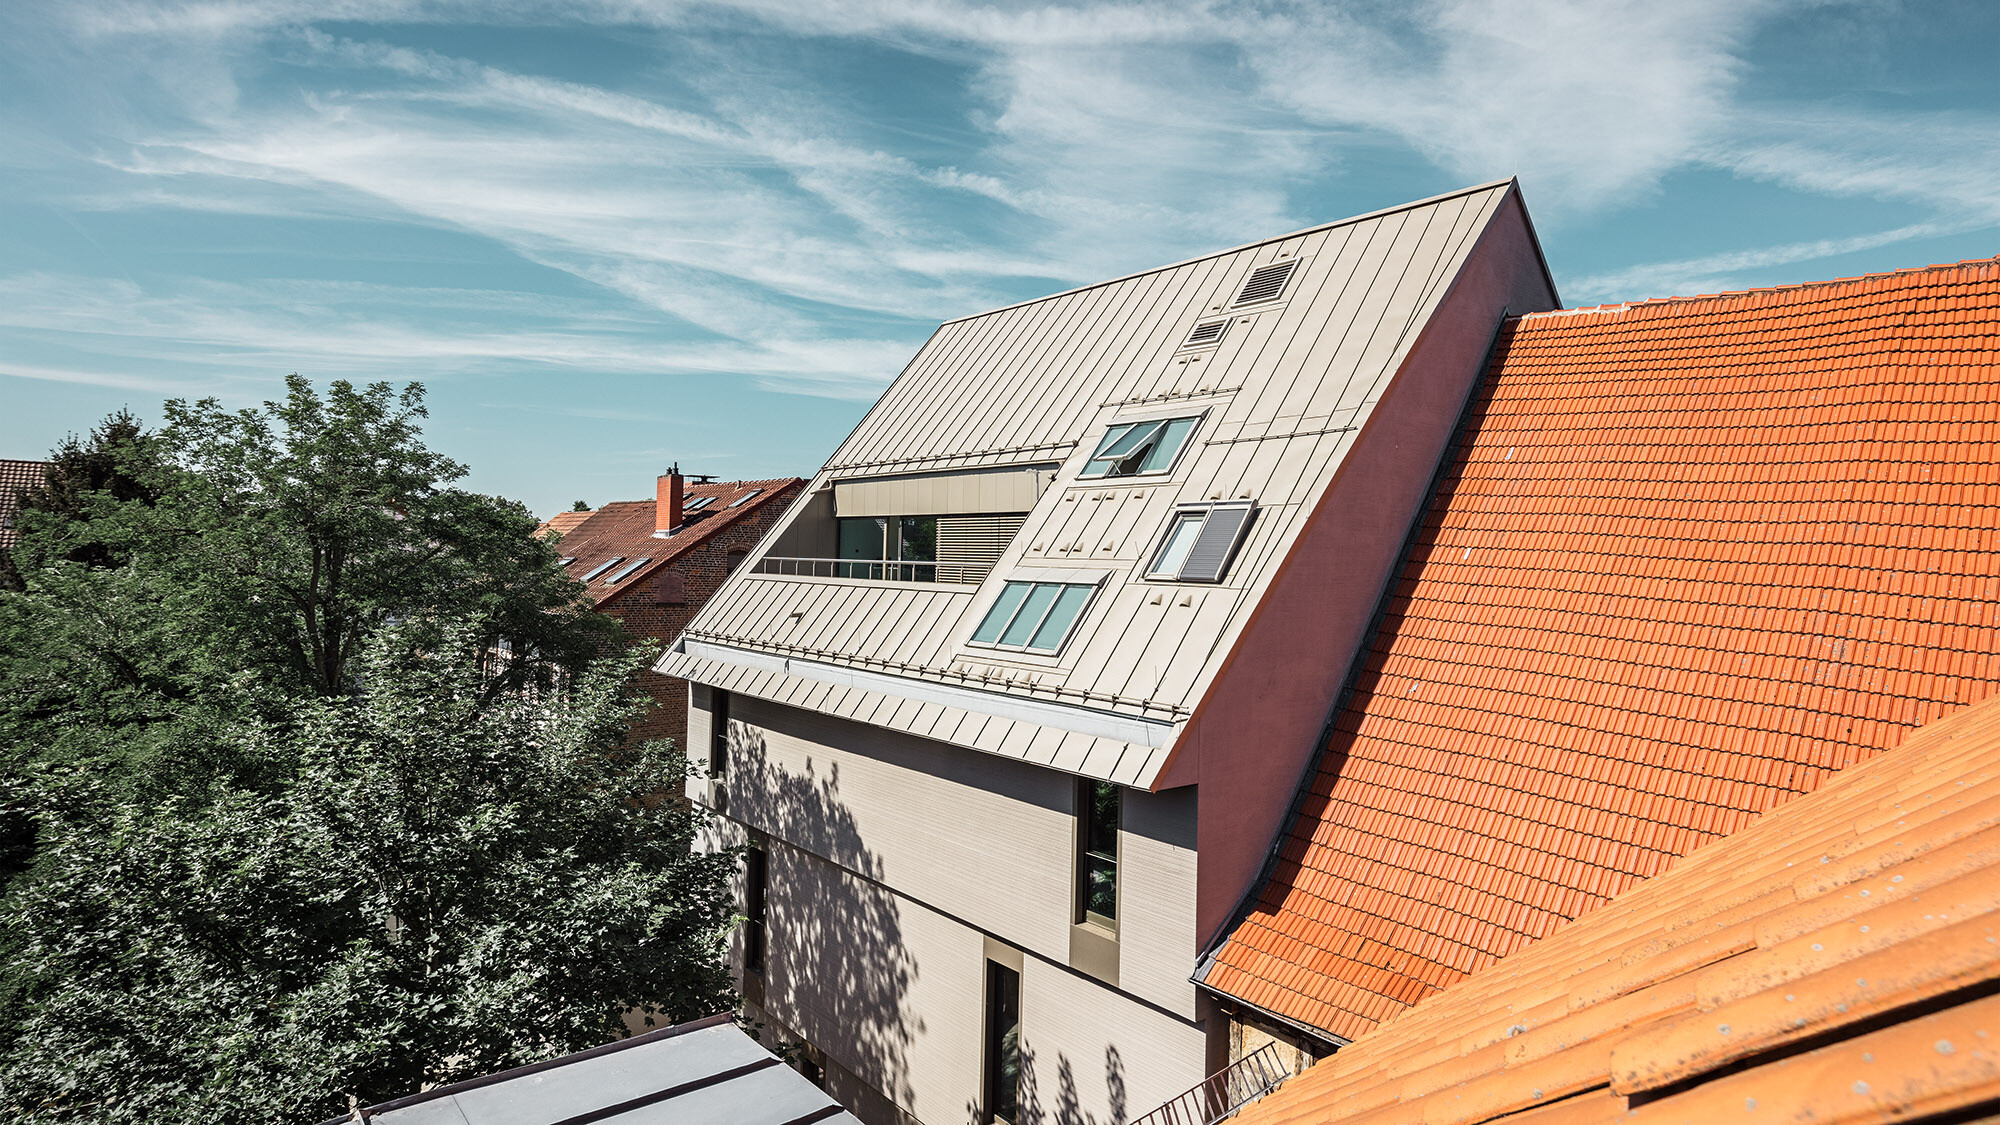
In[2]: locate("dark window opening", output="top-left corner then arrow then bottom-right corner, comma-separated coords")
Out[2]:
983,961 -> 1021,1124
1078,780 -> 1119,929
836,515 -> 939,581
745,845 -> 767,973
710,689 -> 730,782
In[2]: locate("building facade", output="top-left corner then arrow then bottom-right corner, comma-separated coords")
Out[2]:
659,182 -> 1560,1124
546,469 -> 803,749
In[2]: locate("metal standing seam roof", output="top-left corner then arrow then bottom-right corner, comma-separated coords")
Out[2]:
0,458 -> 48,550
1230,688 -> 2000,1125
1202,257 -> 2000,1043
660,180 -> 1554,787
330,1014 -> 859,1125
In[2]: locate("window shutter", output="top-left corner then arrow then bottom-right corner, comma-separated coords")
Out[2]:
936,514 -> 1027,584
1233,260 -> 1297,306
1180,503 -> 1253,582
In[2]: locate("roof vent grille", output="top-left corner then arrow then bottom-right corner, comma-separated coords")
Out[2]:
1180,319 -> 1230,349
1233,260 -> 1297,306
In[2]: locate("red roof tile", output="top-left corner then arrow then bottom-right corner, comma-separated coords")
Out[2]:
1233,691 -> 2000,1125
1206,257 -> 2000,1043
551,478 -> 802,606
0,459 -> 48,550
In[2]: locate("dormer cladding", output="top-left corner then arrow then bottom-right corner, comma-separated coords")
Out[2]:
661,180 -> 1560,787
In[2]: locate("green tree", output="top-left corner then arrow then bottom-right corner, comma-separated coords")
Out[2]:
0,377 -> 617,793
0,626 -> 737,1123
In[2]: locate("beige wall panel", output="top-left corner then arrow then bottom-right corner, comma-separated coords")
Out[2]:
1017,954 -> 1208,1125
834,466 -> 1044,518
1120,786 -> 1201,1018
726,695 -> 1078,960
759,843 -> 987,1125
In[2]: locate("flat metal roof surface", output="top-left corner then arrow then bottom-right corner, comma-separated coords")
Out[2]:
342,1015 -> 859,1125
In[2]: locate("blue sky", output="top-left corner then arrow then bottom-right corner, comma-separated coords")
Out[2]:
3,1 -> 1998,517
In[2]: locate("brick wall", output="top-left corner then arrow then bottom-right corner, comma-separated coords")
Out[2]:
601,481 -> 803,751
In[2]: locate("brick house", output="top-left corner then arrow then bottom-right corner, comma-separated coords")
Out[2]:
544,469 -> 803,749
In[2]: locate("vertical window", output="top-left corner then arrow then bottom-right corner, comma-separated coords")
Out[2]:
897,515 -> 938,581
710,689 -> 730,782
744,845 -> 768,973
983,961 -> 1021,1124
1078,781 -> 1119,929
837,517 -> 886,579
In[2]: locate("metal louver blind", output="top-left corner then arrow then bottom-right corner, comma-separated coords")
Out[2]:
936,514 -> 1027,584
1233,260 -> 1297,306
1180,503 -> 1254,582
1182,319 -> 1229,348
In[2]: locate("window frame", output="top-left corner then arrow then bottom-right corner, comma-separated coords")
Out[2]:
1142,500 -> 1256,583
577,556 -> 624,582
1076,409 -> 1206,481
602,556 -> 653,584
965,572 -> 1106,656
1075,779 -> 1120,932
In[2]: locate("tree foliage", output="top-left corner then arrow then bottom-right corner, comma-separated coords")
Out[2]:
0,381 -> 739,1122
0,628 -> 737,1122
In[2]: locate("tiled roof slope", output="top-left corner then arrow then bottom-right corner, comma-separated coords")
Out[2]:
0,459 -> 48,550
1204,257 -> 2000,1042
555,479 -> 802,606
535,509 -> 593,540
1233,689 -> 2000,1125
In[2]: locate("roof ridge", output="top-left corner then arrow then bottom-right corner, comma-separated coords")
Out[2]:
1524,253 -> 2000,320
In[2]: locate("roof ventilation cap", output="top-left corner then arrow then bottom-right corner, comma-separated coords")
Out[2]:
1233,260 -> 1298,306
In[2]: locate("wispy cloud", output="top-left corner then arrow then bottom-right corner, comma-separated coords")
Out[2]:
1566,221 -> 1972,303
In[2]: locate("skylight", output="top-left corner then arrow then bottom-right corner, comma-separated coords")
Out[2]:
969,578 -> 1100,654
1145,502 -> 1255,582
728,489 -> 763,508
604,557 -> 653,584
684,496 -> 715,511
578,557 -> 624,582
1080,415 -> 1201,479
557,557 -> 576,567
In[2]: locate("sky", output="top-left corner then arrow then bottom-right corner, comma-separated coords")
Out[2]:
3,1 -> 1998,518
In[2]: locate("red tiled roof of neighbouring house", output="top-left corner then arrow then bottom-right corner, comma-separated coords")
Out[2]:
1203,257 -> 2000,1042
555,479 -> 802,606
536,509 -> 594,540
1233,689 -> 2000,1125
0,459 -> 48,550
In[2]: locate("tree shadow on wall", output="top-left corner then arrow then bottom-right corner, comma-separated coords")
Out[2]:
1011,1040 -> 1128,1125
727,725 -> 922,1115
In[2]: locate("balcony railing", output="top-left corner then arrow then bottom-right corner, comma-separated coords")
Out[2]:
750,556 -> 990,585
1126,1043 -> 1296,1125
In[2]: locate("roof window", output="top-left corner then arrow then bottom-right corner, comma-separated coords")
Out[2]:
1179,319 -> 1230,350
969,577 -> 1101,654
728,489 -> 763,508
1080,415 -> 1201,479
604,557 -> 653,584
578,556 -> 625,582
557,557 -> 576,568
1146,502 -> 1254,582
685,496 -> 715,511
1232,260 -> 1297,307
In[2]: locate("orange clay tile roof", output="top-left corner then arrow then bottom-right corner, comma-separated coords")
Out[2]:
0,459 -> 47,551
1202,256 -> 2000,1043
535,509 -> 594,540
1232,688 -> 2000,1125
552,479 -> 802,607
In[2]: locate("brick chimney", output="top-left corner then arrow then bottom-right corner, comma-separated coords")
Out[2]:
655,463 -> 683,536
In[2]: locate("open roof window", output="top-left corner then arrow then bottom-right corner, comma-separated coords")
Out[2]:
1179,319 -> 1230,350
969,576 -> 1102,655
1232,259 -> 1297,307
1080,414 -> 1201,479
1145,502 -> 1255,582
604,557 -> 653,584
578,557 -> 625,582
